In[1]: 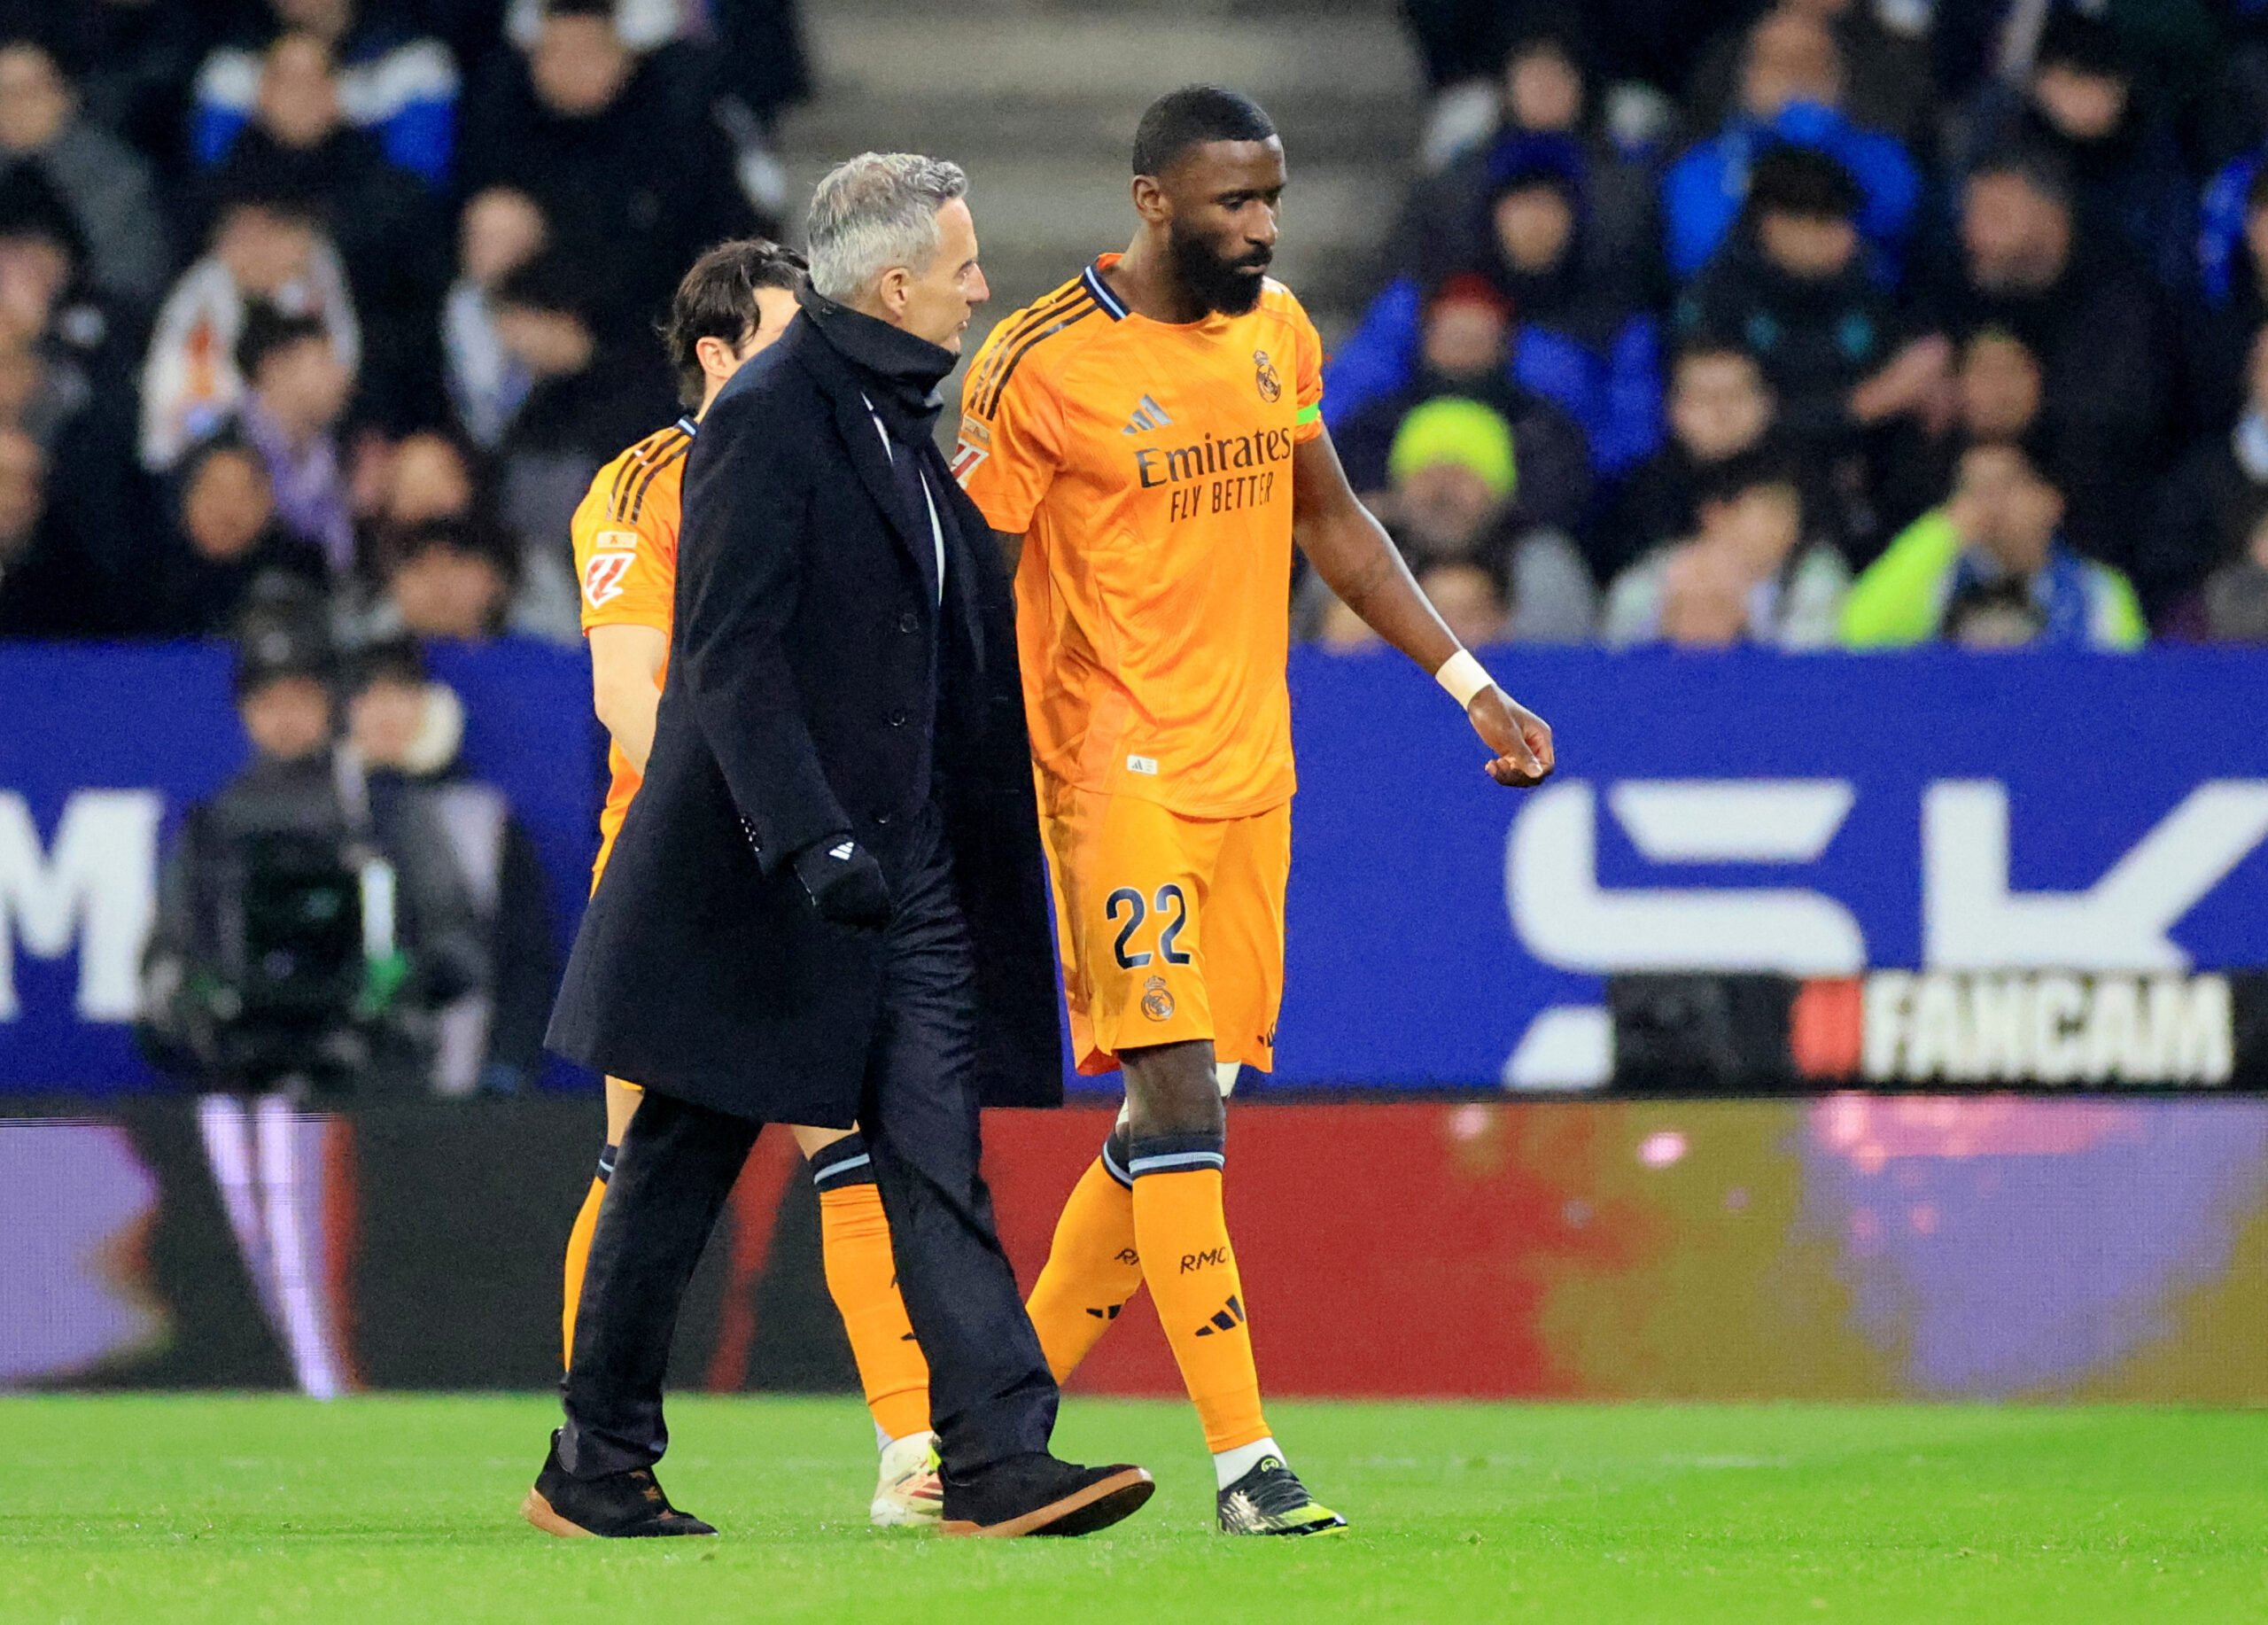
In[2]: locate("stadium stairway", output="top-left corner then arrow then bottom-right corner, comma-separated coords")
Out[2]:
770,0 -> 1425,356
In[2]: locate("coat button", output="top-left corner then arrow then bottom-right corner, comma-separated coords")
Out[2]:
888,709 -> 907,727
874,811 -> 894,827
898,610 -> 919,633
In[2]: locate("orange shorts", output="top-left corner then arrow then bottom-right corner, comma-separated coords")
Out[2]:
1037,774 -> 1290,1077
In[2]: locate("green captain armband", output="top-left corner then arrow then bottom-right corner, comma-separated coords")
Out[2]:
1295,404 -> 1321,427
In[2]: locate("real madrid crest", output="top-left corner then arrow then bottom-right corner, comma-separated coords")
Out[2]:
1141,975 -> 1176,1022
1253,349 -> 1281,403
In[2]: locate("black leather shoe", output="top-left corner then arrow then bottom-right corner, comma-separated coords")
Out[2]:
522,1431 -> 718,1538
938,1451 -> 1154,1538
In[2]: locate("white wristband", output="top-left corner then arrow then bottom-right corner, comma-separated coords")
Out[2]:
1435,649 -> 1493,710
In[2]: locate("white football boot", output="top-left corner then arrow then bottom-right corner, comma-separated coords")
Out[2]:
870,1430 -> 944,1528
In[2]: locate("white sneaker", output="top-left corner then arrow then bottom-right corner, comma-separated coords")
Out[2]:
870,1430 -> 944,1528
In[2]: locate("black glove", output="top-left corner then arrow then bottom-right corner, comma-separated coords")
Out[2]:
794,835 -> 892,930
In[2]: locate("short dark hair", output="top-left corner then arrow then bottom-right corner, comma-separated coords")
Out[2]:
662,237 -> 806,408
543,0 -> 617,20
493,250 -> 594,322
2245,160 -> 2268,221
1746,145 -> 1861,222
235,299 -> 330,383
377,515 -> 517,583
1131,86 -> 1277,178
1968,145 -> 2075,211
2035,11 -> 2124,80
1696,445 -> 1803,512
1672,334 -> 1768,385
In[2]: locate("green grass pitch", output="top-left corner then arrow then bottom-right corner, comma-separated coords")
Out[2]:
4,1396 -> 2265,1623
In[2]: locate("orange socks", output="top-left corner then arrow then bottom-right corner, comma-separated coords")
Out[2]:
1129,1132 -> 1270,1454
560,1144 -> 616,1370
810,1134 -> 931,1442
1025,1134 -> 1144,1382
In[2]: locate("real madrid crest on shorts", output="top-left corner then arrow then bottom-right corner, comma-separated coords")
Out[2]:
1141,975 -> 1176,1022
1253,349 -> 1281,403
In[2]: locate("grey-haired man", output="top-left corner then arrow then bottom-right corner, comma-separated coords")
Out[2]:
527,154 -> 1153,1540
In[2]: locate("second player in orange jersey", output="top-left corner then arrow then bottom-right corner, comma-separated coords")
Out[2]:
560,240 -> 941,1530
957,88 -> 1557,1537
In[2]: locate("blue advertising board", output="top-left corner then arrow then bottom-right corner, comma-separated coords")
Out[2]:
6,642 -> 2268,1092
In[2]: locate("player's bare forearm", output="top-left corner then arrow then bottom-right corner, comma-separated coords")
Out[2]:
1291,431 -> 1556,788
1290,433 -> 1459,674
588,622 -> 666,777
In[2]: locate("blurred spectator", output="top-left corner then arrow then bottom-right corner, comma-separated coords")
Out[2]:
1370,394 -> 1596,642
442,186 -> 544,447
1675,146 -> 1942,460
1955,12 -> 2194,292
0,1 -> 218,183
141,193 -> 360,470
1660,8 -> 1922,282
369,515 -> 517,642
346,636 -> 555,1094
2185,163 -> 2268,436
1330,140 -> 1661,478
1590,339 -> 1776,584
146,433 -> 327,637
0,36 -> 168,307
1839,440 -> 2145,649
1418,558 -> 1514,648
1384,26 -> 1662,296
220,300 -> 355,574
1604,448 -> 1848,648
2145,327 -> 2268,628
0,166 -> 146,576
485,249 -> 671,638
140,602 -> 486,1099
458,0 -> 765,344
1868,324 -> 2046,548
0,424 -> 119,636
198,30 -> 451,430
193,0 -> 459,188
2196,511 -> 2268,643
1684,0 -> 1936,157
2202,130 -> 2268,314
1918,150 -> 2168,570
1333,276 -> 1593,538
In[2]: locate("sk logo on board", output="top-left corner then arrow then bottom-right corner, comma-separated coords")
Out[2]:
1141,975 -> 1176,1022
1254,349 -> 1281,403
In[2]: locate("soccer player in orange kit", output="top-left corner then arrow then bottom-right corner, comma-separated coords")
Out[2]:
955,89 -> 1557,1535
563,240 -> 940,1528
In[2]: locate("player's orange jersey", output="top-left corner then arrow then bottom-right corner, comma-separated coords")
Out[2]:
954,256 -> 1325,819
569,416 -> 695,886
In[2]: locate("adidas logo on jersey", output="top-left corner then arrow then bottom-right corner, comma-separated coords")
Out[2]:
1121,394 -> 1173,436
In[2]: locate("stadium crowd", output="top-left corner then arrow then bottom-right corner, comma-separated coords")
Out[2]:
1314,0 -> 2268,650
0,1 -> 2261,657
0,0 -> 802,647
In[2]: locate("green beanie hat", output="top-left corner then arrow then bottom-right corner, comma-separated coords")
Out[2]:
1386,396 -> 1518,501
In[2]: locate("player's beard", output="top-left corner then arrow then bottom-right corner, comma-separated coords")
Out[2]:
1167,222 -> 1270,317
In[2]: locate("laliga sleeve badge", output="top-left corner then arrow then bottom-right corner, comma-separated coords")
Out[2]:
1253,349 -> 1281,403
1141,975 -> 1176,1022
582,550 -> 636,609
949,411 -> 991,486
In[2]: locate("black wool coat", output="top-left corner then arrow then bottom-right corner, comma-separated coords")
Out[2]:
545,310 -> 1062,1125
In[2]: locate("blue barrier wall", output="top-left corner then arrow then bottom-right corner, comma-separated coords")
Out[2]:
7,642 -> 2268,1092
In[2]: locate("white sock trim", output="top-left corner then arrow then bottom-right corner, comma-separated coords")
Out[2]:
1214,1435 -> 1283,1490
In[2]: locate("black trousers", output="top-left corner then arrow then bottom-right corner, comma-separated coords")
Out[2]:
558,812 -> 1059,1481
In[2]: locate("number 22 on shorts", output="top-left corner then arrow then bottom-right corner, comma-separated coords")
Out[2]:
1106,884 -> 1193,970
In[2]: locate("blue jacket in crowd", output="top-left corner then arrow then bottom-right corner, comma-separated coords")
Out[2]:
1660,101 -> 1922,282
2201,149 -> 2265,307
1324,277 -> 1662,478
193,25 -> 459,188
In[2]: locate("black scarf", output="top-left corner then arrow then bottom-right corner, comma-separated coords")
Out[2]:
795,286 -> 958,444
